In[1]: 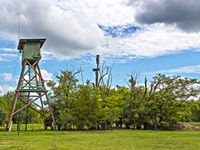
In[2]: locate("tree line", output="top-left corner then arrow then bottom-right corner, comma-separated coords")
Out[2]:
46,68 -> 200,130
1,68 -> 200,130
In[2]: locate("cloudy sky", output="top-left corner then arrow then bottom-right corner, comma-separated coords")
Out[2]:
0,0 -> 200,94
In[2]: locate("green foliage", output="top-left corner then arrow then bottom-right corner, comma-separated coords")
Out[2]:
0,108 -> 7,126
0,92 -> 13,126
0,92 -> 13,114
46,71 -> 200,130
47,68 -> 79,130
2,67 -> 200,131
0,91 -> 43,126
146,74 -> 200,129
73,80 -> 102,129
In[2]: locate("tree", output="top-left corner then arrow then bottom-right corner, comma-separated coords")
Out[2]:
47,68 -> 80,130
120,74 -> 150,129
73,80 -> 102,129
0,108 -> 7,126
146,74 -> 200,129
0,92 -> 13,126
105,89 -> 124,130
0,92 -> 13,114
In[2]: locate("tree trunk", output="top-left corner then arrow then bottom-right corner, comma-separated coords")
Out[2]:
105,121 -> 108,130
125,123 -> 130,129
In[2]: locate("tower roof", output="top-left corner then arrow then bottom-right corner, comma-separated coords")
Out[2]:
17,39 -> 46,50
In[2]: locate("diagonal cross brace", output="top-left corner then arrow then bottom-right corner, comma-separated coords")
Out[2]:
11,92 -> 45,117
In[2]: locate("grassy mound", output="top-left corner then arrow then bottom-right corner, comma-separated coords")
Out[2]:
174,122 -> 200,130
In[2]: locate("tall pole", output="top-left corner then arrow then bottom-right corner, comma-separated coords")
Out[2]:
17,95 -> 21,136
25,66 -> 30,131
93,55 -> 100,87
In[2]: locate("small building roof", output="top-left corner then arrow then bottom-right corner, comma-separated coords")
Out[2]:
17,39 -> 46,50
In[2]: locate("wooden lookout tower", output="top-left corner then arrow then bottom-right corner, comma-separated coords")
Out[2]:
6,39 -> 57,131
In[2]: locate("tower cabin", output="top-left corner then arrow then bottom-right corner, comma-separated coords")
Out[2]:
17,39 -> 46,64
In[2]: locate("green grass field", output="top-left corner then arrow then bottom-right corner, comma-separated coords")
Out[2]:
0,124 -> 200,150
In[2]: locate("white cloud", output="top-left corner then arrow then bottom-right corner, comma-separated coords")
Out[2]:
1,0 -> 200,63
161,65 -> 200,74
0,48 -> 16,52
56,0 -> 135,26
40,50 -> 56,61
0,52 -> 18,61
41,69 -> 53,81
0,73 -> 13,81
0,0 -> 137,60
0,0 -> 105,58
100,24 -> 200,59
2,73 -> 12,81
143,65 -> 200,78
0,84 -> 15,95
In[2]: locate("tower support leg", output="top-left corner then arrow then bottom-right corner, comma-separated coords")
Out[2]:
36,63 -> 57,130
6,62 -> 27,131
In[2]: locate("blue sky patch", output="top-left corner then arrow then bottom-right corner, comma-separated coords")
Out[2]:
0,38 -> 16,49
98,24 -> 141,38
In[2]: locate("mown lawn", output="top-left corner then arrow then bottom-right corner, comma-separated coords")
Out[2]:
0,124 -> 200,150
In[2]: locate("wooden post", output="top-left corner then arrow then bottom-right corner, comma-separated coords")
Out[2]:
6,61 -> 27,131
93,55 -> 100,87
